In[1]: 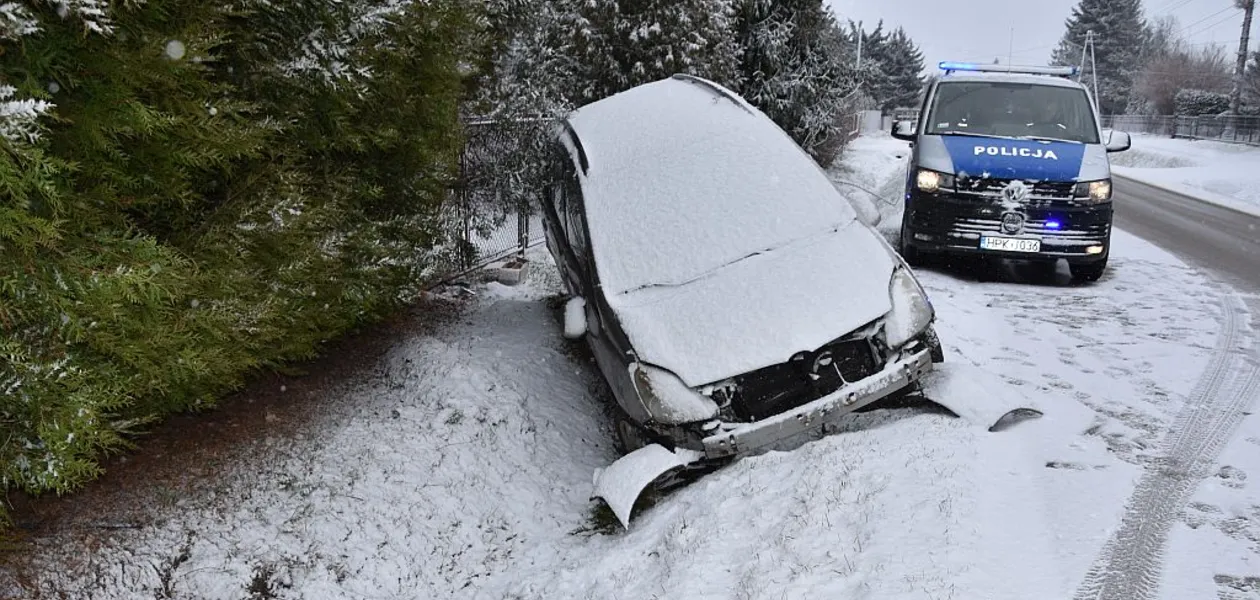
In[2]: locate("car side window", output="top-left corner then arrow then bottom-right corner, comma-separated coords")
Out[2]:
550,181 -> 567,234
546,143 -> 570,235
564,173 -> 589,261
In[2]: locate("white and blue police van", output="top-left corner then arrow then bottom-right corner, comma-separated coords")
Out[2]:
892,61 -> 1132,282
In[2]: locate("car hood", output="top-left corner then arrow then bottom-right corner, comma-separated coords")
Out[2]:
606,222 -> 898,388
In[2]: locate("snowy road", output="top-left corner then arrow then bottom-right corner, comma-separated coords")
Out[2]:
1113,174 -> 1260,295
4,135 -> 1259,599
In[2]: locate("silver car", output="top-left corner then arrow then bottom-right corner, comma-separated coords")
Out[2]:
539,74 -> 1033,527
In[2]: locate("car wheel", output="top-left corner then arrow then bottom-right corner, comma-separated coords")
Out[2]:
1070,258 -> 1107,283
923,324 -> 945,363
614,413 -> 654,455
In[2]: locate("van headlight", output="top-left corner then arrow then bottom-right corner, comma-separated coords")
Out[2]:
630,363 -> 719,425
916,169 -> 955,193
1073,179 -> 1111,203
884,266 -> 935,349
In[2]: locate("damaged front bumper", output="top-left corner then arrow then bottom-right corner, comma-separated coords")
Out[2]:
591,348 -> 934,529
700,347 -> 934,458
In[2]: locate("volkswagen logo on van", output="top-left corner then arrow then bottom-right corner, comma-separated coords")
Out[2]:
1001,180 -> 1030,204
1000,211 -> 1025,234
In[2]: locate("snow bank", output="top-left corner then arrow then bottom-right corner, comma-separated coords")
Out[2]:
827,133 -> 914,240
1109,133 -> 1260,218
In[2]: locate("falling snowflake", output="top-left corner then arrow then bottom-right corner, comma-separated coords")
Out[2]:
164,39 -> 186,60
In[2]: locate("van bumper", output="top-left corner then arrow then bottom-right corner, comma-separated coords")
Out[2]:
903,191 -> 1112,260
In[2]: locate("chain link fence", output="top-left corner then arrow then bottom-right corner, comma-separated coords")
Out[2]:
1102,114 -> 1260,146
429,117 -> 555,284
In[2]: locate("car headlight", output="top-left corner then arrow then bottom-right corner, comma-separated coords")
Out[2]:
1073,179 -> 1111,203
629,363 -> 719,425
884,265 -> 935,349
916,169 -> 955,193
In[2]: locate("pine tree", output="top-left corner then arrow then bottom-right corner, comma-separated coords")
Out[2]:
560,0 -> 742,105
1051,0 -> 1147,114
877,27 -> 925,111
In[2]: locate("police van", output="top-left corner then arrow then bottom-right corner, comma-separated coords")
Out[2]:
892,61 -> 1132,282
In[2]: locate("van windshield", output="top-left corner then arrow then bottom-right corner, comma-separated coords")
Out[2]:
925,81 -> 1100,144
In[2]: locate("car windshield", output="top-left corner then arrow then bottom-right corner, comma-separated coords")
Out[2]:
925,81 -> 1100,144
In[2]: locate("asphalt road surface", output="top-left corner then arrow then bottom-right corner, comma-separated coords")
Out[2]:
1113,175 -> 1260,299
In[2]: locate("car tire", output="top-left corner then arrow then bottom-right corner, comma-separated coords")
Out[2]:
614,412 -> 654,455
923,324 -> 945,363
1070,258 -> 1107,283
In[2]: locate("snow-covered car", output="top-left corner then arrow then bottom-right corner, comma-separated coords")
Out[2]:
539,74 -> 1030,527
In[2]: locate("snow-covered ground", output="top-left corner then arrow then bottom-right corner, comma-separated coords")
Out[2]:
1108,133 -> 1260,218
5,134 -> 1258,600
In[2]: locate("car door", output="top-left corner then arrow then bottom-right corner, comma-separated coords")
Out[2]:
561,175 -> 651,423
540,144 -> 584,295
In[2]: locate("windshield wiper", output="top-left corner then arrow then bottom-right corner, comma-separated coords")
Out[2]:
1021,135 -> 1084,144
933,130 -> 1008,139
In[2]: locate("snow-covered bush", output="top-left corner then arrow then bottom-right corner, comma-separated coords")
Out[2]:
1174,88 -> 1231,116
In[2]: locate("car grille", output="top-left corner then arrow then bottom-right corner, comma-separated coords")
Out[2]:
954,176 -> 1079,207
728,338 -> 881,422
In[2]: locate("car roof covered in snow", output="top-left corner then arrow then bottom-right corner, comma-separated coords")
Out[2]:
935,72 -> 1088,90
563,75 -> 859,297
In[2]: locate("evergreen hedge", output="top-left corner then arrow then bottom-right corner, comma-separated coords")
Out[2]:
0,0 -> 476,525
1173,88 -> 1231,116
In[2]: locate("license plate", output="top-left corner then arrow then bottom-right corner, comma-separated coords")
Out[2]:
979,236 -> 1041,253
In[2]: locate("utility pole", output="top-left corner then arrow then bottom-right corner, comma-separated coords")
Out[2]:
1230,0 -> 1255,115
856,20 -> 863,68
1007,27 -> 1014,71
1077,31 -> 1100,113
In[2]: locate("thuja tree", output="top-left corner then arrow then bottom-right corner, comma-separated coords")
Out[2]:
0,0 -> 475,518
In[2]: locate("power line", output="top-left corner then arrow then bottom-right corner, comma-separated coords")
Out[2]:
1153,0 -> 1203,14
1178,6 -> 1242,38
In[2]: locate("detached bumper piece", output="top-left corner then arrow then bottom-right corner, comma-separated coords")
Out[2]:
702,348 -> 934,458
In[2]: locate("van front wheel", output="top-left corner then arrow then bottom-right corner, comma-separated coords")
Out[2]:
1070,259 -> 1108,283
899,230 -> 926,267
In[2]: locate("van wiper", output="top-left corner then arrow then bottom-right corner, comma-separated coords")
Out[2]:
934,130 -> 1008,139
1021,135 -> 1084,144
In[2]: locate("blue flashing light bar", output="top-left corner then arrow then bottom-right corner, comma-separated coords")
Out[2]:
1045,220 -> 1062,230
938,61 -> 1079,78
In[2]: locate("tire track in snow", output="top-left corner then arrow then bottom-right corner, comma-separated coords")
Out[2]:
1074,292 -> 1259,600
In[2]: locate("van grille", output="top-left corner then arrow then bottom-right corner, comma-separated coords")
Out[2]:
954,176 -> 1079,207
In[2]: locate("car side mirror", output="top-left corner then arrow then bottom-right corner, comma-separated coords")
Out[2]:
1105,130 -> 1131,153
891,120 -> 916,142
563,296 -> 587,339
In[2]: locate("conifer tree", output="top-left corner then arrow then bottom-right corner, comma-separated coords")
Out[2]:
560,0 -> 742,105
876,27 -> 926,111
0,0 -> 476,525
734,0 -> 862,166
1052,0 -> 1147,114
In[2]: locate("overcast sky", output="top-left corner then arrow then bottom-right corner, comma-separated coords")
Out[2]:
824,0 -> 1260,73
